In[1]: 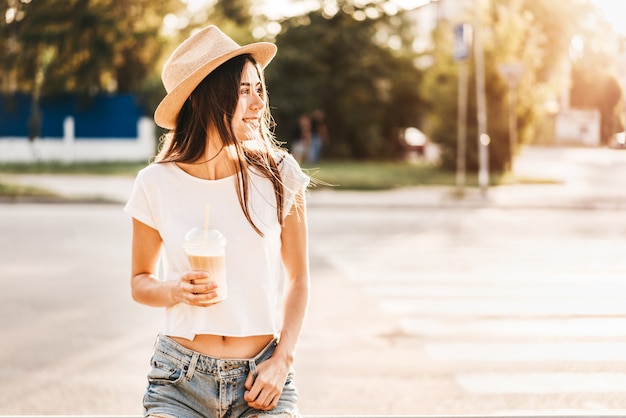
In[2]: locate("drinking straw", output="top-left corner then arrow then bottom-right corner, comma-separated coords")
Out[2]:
203,203 -> 210,245
204,203 -> 210,231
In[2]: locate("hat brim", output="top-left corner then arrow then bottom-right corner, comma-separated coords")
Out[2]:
154,42 -> 277,129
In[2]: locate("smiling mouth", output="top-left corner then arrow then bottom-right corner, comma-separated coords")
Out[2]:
243,118 -> 260,130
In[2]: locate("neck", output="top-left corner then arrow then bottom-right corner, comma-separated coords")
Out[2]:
177,142 -> 241,181
197,143 -> 225,165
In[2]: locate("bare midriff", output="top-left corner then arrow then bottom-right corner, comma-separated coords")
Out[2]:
170,334 -> 275,359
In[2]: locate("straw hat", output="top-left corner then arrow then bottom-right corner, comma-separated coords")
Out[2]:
154,25 -> 277,129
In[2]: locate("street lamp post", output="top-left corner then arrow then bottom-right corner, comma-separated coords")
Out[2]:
498,63 -> 524,172
473,0 -> 489,194
453,22 -> 473,194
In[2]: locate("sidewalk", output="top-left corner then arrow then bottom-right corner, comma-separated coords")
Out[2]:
3,149 -> 626,416
0,173 -> 136,204
2,172 -> 625,210
5,145 -> 626,209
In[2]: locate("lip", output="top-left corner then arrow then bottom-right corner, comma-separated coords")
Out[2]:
243,117 -> 260,129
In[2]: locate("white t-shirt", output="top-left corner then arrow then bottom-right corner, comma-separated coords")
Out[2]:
124,153 -> 309,340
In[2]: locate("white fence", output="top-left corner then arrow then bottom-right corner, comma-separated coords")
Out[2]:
555,108 -> 601,146
0,116 -> 157,163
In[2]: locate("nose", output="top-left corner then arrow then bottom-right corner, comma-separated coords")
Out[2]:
250,90 -> 265,111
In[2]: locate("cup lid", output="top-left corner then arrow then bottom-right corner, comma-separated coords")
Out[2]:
183,227 -> 226,248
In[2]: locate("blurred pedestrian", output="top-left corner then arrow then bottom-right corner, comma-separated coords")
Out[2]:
308,109 -> 327,164
124,25 -> 310,418
290,114 -> 311,164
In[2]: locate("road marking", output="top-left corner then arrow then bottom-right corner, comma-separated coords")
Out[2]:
401,317 -> 626,337
322,254 -> 626,285
494,406 -> 626,415
457,372 -> 626,394
365,283 -> 626,298
425,342 -> 626,362
380,298 -> 626,317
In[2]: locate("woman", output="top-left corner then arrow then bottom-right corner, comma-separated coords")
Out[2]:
124,25 -> 310,418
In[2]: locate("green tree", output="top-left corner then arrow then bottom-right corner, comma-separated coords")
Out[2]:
169,0 -> 257,48
422,0 -> 611,172
568,13 -> 624,144
0,0 -> 181,106
265,3 -> 425,159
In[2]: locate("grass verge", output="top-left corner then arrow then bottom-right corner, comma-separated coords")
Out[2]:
0,161 -> 147,176
302,160 -> 559,190
0,182 -> 57,198
0,159 -> 559,197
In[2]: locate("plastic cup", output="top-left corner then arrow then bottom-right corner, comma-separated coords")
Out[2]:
183,227 -> 227,304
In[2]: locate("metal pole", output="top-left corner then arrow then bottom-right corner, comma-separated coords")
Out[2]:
498,63 -> 524,173
453,22 -> 472,194
473,0 -> 489,193
457,62 -> 469,192
508,82 -> 517,172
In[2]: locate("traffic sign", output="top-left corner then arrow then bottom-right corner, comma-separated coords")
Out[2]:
453,23 -> 473,61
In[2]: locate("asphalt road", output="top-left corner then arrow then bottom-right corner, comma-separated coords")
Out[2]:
2,146 -> 626,416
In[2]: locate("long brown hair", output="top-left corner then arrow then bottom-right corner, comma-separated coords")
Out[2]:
155,54 -> 284,236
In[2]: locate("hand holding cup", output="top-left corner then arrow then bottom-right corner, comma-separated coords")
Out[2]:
178,270 -> 220,306
183,227 -> 227,305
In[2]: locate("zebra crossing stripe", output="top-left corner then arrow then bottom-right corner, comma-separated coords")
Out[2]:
401,318 -> 626,337
456,372 -> 626,394
425,342 -> 626,362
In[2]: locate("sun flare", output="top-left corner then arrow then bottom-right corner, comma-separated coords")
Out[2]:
591,0 -> 626,36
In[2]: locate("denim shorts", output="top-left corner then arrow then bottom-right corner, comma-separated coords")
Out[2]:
143,334 -> 300,418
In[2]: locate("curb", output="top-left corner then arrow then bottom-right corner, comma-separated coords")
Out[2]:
2,175 -> 626,211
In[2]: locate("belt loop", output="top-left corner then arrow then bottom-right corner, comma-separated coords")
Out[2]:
248,359 -> 258,378
186,352 -> 200,380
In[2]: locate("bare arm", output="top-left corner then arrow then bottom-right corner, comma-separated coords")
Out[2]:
130,218 -> 218,307
275,190 -> 310,364
244,190 -> 310,410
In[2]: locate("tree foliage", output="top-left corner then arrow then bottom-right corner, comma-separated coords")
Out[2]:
1,0 -> 622,162
0,0 -> 181,107
422,0 -> 619,171
421,0 -> 622,172
265,2 -> 425,159
568,7 -> 624,143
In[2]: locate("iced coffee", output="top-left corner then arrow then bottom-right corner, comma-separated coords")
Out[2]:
183,227 -> 227,304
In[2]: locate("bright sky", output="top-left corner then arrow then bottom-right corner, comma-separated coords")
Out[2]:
182,0 -> 626,36
182,0 -> 318,19
591,0 -> 626,35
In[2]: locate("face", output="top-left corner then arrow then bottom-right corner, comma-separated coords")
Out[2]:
231,61 -> 265,142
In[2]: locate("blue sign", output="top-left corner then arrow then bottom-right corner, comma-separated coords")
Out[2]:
453,23 -> 473,61
0,93 -> 144,139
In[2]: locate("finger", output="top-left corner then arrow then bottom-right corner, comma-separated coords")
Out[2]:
256,392 -> 278,411
265,393 -> 279,410
180,275 -> 218,305
191,281 -> 218,295
244,379 -> 262,404
189,291 -> 218,304
244,370 -> 255,391
190,271 -> 210,284
181,271 -> 208,283
243,387 -> 258,404
247,381 -> 277,410
187,284 -> 222,305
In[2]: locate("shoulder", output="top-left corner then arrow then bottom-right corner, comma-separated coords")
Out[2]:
271,150 -> 304,179
135,162 -> 176,182
275,151 -> 310,190
272,150 -> 299,172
